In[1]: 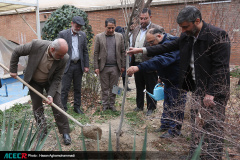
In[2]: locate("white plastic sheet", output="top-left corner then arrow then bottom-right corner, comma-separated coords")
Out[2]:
0,36 -> 28,78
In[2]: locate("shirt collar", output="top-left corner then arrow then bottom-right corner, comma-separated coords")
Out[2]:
46,46 -> 54,61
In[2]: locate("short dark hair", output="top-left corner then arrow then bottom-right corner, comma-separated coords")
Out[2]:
142,8 -> 151,16
148,28 -> 164,35
177,5 -> 202,24
105,18 -> 116,27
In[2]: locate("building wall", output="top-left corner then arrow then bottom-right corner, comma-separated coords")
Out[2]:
0,0 -> 239,65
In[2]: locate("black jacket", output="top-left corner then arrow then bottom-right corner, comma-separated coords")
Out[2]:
146,21 -> 230,100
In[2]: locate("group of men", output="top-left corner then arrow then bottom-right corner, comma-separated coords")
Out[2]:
9,5 -> 230,160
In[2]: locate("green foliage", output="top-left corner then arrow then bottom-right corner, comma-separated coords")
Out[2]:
125,112 -> 144,127
191,134 -> 204,160
108,123 -> 113,159
54,127 -> 62,151
126,97 -> 136,104
42,4 -> 94,44
0,112 -> 51,151
230,66 -> 240,78
140,128 -> 147,160
93,110 -> 121,124
131,132 -> 136,160
0,104 -> 31,129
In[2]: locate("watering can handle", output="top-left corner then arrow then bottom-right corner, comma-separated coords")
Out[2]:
154,83 -> 164,89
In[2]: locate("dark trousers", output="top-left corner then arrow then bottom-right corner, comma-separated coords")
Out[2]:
61,61 -> 83,110
134,70 -> 158,110
29,80 -> 70,134
160,85 -> 186,136
189,95 -> 226,160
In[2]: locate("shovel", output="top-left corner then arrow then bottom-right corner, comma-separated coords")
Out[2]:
112,72 -> 123,95
0,63 -> 102,140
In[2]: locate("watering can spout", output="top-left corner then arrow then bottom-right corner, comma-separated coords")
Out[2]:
144,89 -> 156,99
143,83 -> 164,101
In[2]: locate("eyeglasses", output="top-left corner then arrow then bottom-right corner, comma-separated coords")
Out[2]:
148,39 -> 156,45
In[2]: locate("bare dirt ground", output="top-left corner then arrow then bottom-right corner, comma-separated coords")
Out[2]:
41,76 -> 240,159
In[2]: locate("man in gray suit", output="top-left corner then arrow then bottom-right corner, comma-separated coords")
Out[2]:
131,8 -> 164,116
94,18 -> 125,111
10,38 -> 71,145
58,16 -> 89,114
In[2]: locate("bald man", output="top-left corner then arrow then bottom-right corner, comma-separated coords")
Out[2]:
10,38 -> 71,145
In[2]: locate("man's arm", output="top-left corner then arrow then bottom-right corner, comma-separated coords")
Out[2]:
82,32 -> 89,72
127,51 -> 179,76
137,51 -> 179,72
206,30 -> 231,98
94,35 -> 100,75
48,55 -> 69,97
120,34 -> 126,72
127,38 -> 180,57
10,42 -> 32,75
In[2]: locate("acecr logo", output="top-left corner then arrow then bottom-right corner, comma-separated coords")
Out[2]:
4,153 -> 27,159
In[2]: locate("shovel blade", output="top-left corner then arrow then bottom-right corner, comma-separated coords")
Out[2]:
112,85 -> 123,95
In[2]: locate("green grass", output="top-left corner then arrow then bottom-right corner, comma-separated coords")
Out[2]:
125,111 -> 144,127
93,110 -> 121,124
93,109 -> 121,123
126,97 -> 136,104
0,103 -> 31,128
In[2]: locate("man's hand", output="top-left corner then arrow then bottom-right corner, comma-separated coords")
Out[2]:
84,67 -> 89,73
10,73 -> 18,79
95,69 -> 100,76
127,47 -> 143,56
203,94 -> 216,107
46,96 -> 53,105
121,68 -> 125,73
127,66 -> 139,76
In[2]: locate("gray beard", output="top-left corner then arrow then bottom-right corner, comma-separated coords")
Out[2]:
72,29 -> 80,34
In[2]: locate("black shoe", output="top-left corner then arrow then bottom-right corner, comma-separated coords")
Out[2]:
63,133 -> 71,145
160,132 -> 175,138
127,87 -> 132,91
74,108 -> 84,114
146,109 -> 153,116
155,127 -> 168,132
133,107 -> 143,112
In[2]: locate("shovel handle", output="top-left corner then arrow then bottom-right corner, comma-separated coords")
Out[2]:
0,63 -> 84,127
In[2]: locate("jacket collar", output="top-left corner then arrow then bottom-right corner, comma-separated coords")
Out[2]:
196,21 -> 208,41
159,34 -> 167,44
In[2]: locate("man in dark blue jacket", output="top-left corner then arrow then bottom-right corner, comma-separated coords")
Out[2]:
127,28 -> 186,138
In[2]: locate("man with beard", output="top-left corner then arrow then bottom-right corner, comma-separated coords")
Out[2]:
127,6 -> 230,160
130,8 -> 164,116
10,38 -> 72,145
58,16 -> 89,114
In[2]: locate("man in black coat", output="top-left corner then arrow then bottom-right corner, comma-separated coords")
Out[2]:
128,6 -> 230,160
58,16 -> 89,114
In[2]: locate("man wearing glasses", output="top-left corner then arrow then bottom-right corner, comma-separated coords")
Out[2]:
130,8 -> 164,116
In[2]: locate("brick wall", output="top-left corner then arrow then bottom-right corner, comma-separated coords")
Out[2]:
0,0 -> 239,65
